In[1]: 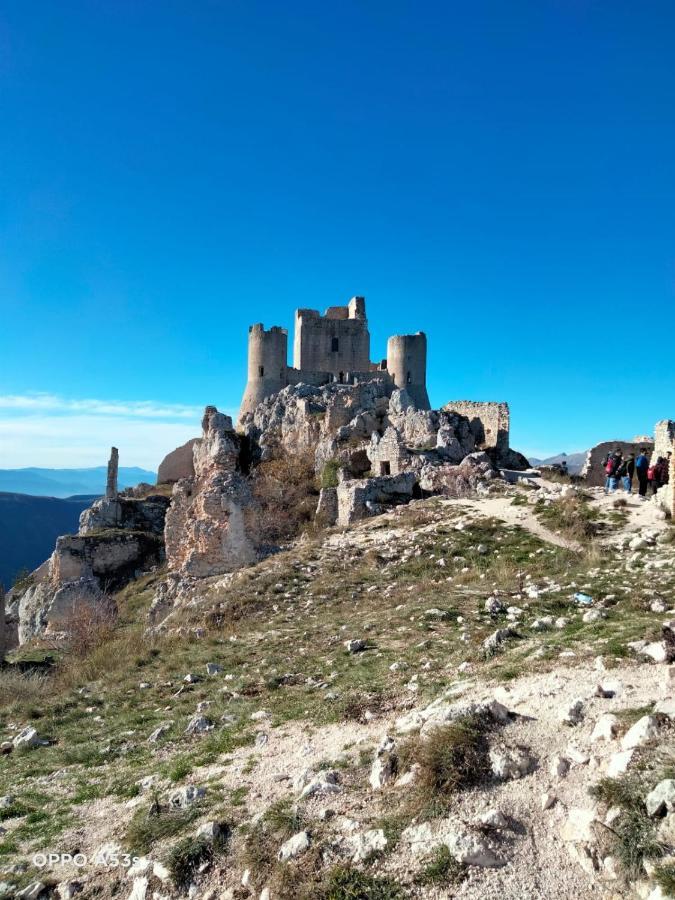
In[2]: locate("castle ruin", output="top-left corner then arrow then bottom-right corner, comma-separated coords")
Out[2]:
239,296 -> 430,418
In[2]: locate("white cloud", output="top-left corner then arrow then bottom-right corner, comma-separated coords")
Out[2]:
0,415 -> 204,469
0,393 -> 203,420
0,394 -> 238,468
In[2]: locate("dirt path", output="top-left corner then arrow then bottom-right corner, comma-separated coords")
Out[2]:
451,496 -> 582,551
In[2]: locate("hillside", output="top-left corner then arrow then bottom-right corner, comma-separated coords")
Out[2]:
2,480 -> 675,899
0,492 -> 96,589
0,467 -> 156,499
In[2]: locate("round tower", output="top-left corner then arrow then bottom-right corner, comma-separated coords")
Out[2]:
386,332 -> 430,410
239,324 -> 288,420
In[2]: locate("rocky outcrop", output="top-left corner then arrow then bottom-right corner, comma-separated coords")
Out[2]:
164,407 -> 257,577
79,494 -> 170,535
7,530 -> 164,644
6,488 -> 170,645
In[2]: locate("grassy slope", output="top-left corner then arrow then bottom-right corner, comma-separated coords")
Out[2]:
1,493 -> 674,893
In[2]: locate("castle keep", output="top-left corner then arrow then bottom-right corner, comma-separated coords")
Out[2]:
239,296 -> 431,417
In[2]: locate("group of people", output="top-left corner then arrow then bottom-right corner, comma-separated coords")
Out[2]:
603,447 -> 671,498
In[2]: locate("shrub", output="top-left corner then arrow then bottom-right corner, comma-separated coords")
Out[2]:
320,459 -> 341,489
60,597 -> 118,658
249,451 -> 319,545
399,715 -> 490,817
126,801 -> 201,855
321,866 -> 406,899
166,836 -> 213,887
590,776 -> 665,879
536,494 -> 600,542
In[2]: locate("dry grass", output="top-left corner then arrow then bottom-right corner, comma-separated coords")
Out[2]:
399,715 -> 490,818
248,450 -> 320,545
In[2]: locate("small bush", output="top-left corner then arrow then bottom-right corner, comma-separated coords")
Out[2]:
0,670 -> 49,713
590,776 -> 665,879
126,802 -> 201,855
249,451 -> 319,545
60,597 -> 118,658
262,798 -> 304,838
655,863 -> 675,896
399,715 -> 490,817
416,845 -> 466,885
166,836 -> 212,887
320,459 -> 341,489
321,865 -> 406,899
536,494 -> 600,542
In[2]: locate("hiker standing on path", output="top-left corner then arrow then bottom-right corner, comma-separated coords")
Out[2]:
604,449 -> 622,494
617,453 -> 635,493
635,448 -> 650,499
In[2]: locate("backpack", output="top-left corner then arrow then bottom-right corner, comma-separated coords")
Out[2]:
648,466 -> 655,480
605,458 -> 616,475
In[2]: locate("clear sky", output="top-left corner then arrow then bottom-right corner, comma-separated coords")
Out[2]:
1,1 -> 674,469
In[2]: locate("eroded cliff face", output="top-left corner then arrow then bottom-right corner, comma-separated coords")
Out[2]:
164,407 -> 257,578
6,492 -> 170,646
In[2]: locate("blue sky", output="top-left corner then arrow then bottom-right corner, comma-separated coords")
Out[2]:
1,1 -> 674,468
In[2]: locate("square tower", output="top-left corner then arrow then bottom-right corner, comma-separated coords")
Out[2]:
293,297 -> 370,376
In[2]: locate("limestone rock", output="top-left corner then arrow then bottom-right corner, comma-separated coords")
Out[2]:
297,770 -> 341,800
561,808 -> 598,843
621,715 -> 660,750
606,749 -> 635,778
346,829 -> 388,862
168,785 -> 205,809
277,831 -> 310,861
164,407 -> 257,577
646,780 -> 675,817
591,714 -> 620,743
369,736 -> 397,790
490,745 -> 536,780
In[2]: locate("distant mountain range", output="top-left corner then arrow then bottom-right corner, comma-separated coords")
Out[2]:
0,466 -> 156,499
0,492 -> 99,589
527,451 -> 587,474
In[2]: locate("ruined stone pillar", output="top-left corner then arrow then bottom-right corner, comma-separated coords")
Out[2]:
106,447 -> 119,499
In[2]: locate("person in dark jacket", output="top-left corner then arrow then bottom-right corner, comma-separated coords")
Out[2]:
653,457 -> 668,495
635,448 -> 650,499
617,454 -> 635,493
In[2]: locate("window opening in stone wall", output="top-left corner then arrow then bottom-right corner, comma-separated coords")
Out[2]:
406,371 -> 412,384
331,337 -> 339,352
259,366 -> 264,377
380,461 -> 391,475
338,371 -> 344,383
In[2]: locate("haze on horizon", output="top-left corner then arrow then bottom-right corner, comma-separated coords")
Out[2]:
1,1 -> 674,470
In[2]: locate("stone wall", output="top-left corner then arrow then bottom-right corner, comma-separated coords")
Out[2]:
336,472 -> 417,526
157,439 -> 198,484
441,401 -> 509,452
653,420 -> 675,463
367,426 -> 411,475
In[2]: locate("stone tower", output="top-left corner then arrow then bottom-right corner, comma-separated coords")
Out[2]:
293,296 -> 370,376
386,333 -> 430,410
239,324 -> 288,418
